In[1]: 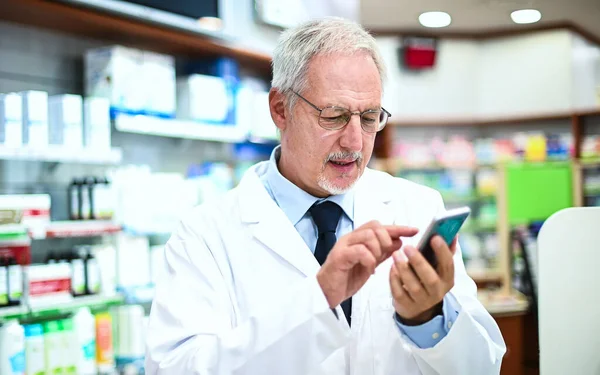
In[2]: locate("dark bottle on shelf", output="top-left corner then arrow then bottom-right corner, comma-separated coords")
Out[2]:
46,251 -> 58,264
6,256 -> 22,306
92,176 -> 112,220
71,247 -> 87,297
0,257 -> 8,307
90,176 -> 100,220
81,177 -> 96,220
84,247 -> 101,295
69,178 -> 82,220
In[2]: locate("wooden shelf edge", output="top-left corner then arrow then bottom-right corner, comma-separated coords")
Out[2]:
0,0 -> 272,74
390,108 -> 600,128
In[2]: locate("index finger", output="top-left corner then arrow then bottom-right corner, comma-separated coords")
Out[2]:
384,225 -> 419,239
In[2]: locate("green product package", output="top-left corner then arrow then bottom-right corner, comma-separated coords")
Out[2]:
506,162 -> 573,224
60,319 -> 77,375
43,321 -> 63,375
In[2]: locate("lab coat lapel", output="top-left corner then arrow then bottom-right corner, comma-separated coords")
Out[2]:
352,169 -> 407,328
238,165 -> 320,278
354,169 -> 398,227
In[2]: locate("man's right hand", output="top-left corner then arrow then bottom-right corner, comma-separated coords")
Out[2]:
316,221 -> 419,309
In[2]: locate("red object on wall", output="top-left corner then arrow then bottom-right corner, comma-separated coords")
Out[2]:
402,37 -> 437,69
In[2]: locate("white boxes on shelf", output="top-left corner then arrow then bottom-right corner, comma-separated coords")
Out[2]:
85,45 -> 145,115
0,93 -> 23,147
49,94 -> 83,149
20,90 -> 49,148
176,74 -> 234,124
249,90 -> 279,142
83,97 -> 112,150
85,45 -> 176,118
143,50 -> 177,118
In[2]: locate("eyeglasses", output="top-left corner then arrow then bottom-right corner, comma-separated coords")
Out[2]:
292,91 -> 391,133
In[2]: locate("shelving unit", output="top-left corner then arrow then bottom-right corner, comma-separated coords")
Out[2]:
0,0 -> 272,76
114,113 -> 248,143
373,108 -> 600,314
0,295 -> 124,322
34,220 -> 122,240
0,305 -> 29,320
0,146 -> 123,165
0,220 -> 122,240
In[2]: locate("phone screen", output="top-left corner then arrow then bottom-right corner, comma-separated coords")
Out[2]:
419,213 -> 469,268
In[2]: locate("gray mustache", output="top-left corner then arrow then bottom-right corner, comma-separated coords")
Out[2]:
325,151 -> 363,163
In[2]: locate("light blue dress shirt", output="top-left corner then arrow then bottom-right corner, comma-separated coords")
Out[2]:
260,146 -> 459,348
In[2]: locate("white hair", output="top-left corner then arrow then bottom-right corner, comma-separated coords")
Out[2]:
271,17 -> 386,109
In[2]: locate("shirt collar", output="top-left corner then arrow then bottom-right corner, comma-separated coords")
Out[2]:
264,145 -> 354,226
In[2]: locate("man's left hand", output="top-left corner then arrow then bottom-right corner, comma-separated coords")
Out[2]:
389,235 -> 457,325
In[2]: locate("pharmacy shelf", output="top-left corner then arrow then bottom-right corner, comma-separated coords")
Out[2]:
0,305 -> 28,320
483,297 -> 530,316
0,224 -> 28,235
30,220 -> 122,240
0,295 -> 124,321
378,159 -> 497,173
584,186 -> 600,196
580,158 -> 600,167
27,295 -> 124,320
0,0 -> 272,75
114,113 -> 248,143
468,270 -> 504,283
0,146 -> 122,165
389,108 -> 600,128
463,221 -> 498,233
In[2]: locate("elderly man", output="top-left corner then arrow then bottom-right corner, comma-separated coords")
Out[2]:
145,17 -> 506,375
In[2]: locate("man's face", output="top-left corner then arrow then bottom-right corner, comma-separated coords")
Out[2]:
271,51 -> 382,198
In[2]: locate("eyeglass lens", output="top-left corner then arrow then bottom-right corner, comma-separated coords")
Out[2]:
319,107 -> 388,132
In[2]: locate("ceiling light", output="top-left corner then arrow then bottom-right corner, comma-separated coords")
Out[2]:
418,11 -> 452,28
510,9 -> 542,24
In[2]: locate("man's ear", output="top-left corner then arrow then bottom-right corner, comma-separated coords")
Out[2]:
269,88 -> 288,132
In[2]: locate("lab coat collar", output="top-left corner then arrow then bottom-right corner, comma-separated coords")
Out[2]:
263,146 -> 355,226
238,161 -> 321,277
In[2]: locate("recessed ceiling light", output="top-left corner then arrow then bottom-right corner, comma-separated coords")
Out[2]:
510,9 -> 542,24
418,11 -> 452,28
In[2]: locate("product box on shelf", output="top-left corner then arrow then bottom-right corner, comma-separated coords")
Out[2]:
142,50 -> 176,118
581,135 -> 600,160
0,239 -> 31,266
24,263 -> 73,308
85,45 -> 145,117
85,45 -> 176,118
0,92 -> 23,147
83,97 -> 112,151
176,74 -> 236,125
48,94 -> 84,149
0,194 -> 51,230
20,90 -> 49,148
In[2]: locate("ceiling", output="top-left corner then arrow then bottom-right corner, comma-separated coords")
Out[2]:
360,0 -> 600,40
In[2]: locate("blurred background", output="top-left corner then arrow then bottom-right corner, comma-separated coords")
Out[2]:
0,0 -> 598,374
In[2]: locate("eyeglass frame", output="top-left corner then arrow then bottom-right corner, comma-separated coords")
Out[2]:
291,91 -> 391,133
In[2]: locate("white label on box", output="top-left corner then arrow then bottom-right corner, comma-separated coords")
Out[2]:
4,121 -> 22,147
27,123 -> 48,147
64,124 -> 83,149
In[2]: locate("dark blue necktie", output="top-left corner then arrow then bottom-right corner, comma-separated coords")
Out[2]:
309,201 -> 352,326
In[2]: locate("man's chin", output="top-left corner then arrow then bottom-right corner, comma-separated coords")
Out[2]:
317,175 -> 359,195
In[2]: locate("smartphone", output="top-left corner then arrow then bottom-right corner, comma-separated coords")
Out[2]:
416,206 -> 471,268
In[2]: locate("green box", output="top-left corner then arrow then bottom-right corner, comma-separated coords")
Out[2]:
506,162 -> 573,224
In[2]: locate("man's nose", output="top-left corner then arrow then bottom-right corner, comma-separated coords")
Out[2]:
339,114 -> 363,152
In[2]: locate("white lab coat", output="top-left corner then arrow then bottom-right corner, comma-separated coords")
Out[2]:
145,162 -> 506,375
